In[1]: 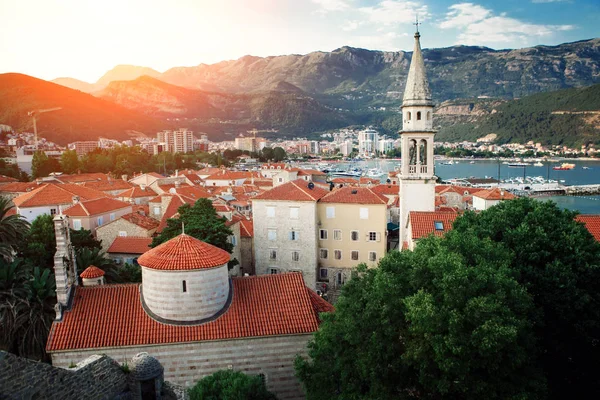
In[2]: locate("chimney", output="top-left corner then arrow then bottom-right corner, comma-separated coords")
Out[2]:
122,174 -> 128,181
175,169 -> 179,177
140,184 -> 146,191
72,195 -> 80,204
53,214 -> 78,320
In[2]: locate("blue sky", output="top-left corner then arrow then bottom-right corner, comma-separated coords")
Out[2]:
1,0 -> 598,82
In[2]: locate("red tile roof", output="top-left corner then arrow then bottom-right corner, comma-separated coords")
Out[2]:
117,187 -> 157,198
46,273 -> 326,352
0,182 -> 39,194
306,289 -> 335,317
64,198 -> 132,217
252,179 -> 328,202
410,211 -> 459,240
120,213 -> 159,230
240,219 -> 254,238
576,215 -> 600,242
359,177 -> 380,185
473,187 -> 516,200
56,173 -> 110,183
137,234 -> 230,270
206,171 -> 254,181
80,266 -> 105,279
81,180 -> 134,192
12,184 -> 110,208
0,175 -> 18,184
319,187 -> 388,205
331,177 -> 358,184
171,186 -> 212,199
107,237 -> 153,254
370,184 -> 399,196
297,169 -> 326,176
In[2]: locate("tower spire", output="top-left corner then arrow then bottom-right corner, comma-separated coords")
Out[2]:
402,21 -> 432,107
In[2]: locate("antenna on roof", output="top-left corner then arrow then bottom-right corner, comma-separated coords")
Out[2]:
414,14 -> 421,34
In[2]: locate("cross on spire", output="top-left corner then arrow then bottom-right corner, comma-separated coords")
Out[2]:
414,15 -> 421,33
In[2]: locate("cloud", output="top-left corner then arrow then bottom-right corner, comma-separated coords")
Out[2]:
359,0 -> 429,26
312,0 -> 350,14
342,20 -> 361,31
348,31 -> 402,51
440,3 -> 575,46
531,0 -> 569,3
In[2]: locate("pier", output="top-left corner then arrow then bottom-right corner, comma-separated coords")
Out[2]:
564,184 -> 600,196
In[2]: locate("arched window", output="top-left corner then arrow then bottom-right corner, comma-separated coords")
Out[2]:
427,111 -> 431,120
407,112 -> 412,121
420,139 -> 427,165
409,139 -> 417,165
417,111 -> 421,120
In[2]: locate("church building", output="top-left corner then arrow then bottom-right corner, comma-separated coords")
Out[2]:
399,25 -> 437,245
46,214 -> 333,400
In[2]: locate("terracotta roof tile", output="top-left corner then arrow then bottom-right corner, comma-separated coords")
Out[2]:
117,187 -> 157,198
13,184 -> 110,208
576,215 -> 600,242
370,184 -> 399,196
0,175 -> 18,184
319,187 -> 388,205
206,171 -> 254,181
331,177 -> 358,184
63,198 -> 131,217
473,187 -> 516,200
359,177 -> 380,184
137,234 -> 230,270
56,173 -> 110,183
107,237 -> 153,254
410,211 -> 459,240
46,273 -> 326,352
80,265 -> 105,279
81,180 -> 134,192
120,213 -> 159,230
0,182 -> 39,194
240,219 -> 254,238
253,179 -> 328,202
306,288 -> 334,318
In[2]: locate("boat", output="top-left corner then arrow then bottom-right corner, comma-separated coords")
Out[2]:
553,163 -> 575,171
470,161 -> 475,164
508,162 -> 530,168
534,161 -> 544,167
366,168 -> 385,178
582,166 -> 591,170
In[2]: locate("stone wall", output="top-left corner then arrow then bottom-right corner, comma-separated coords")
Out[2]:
97,219 -> 153,253
0,351 -> 127,399
240,236 -> 254,275
51,334 -> 313,400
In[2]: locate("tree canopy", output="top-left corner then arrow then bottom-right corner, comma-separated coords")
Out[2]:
151,198 -> 233,253
296,198 -> 600,400
189,370 -> 277,400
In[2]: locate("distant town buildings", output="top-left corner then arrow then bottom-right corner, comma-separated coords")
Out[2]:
157,128 -> 195,153
71,141 -> 99,156
358,127 -> 379,156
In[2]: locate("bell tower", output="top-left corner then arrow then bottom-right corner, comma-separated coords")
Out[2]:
399,23 -> 436,245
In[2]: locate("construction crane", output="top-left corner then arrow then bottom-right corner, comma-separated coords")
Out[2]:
28,107 -> 62,150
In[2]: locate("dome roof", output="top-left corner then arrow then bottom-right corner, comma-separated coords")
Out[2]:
80,265 -> 105,279
130,352 -> 163,380
137,234 -> 231,271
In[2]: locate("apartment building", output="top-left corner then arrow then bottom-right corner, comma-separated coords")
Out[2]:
157,129 -> 195,153
252,179 -> 329,289
316,187 -> 388,289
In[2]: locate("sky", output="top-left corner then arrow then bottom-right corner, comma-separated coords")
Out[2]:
1,0 -> 598,82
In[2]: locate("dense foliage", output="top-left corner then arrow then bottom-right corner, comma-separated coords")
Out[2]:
189,370 -> 277,400
296,198 -> 600,400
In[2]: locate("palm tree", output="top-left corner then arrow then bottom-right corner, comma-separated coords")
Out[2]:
0,196 -> 30,261
76,247 -> 119,282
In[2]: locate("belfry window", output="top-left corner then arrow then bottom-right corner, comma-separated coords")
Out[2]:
407,112 -> 412,121
182,280 -> 187,292
427,111 -> 431,120
417,111 -> 422,120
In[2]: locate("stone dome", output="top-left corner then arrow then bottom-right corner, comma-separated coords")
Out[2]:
137,233 -> 230,270
130,352 -> 164,381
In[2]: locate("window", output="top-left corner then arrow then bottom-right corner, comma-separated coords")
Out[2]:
97,279 -> 102,285
351,231 -> 359,241
278,177 -> 283,183
182,280 -> 187,292
291,251 -> 300,261
289,207 -> 299,219
337,272 -> 345,286
118,231 -> 127,237
320,268 -> 328,279
268,268 -> 279,275
50,208 -> 57,215
434,221 -> 444,231
268,229 -> 277,241
73,219 -> 82,230
407,111 -> 412,121
326,206 -> 335,218
351,251 -> 359,260
109,213 -> 116,221
231,235 -> 237,246
369,252 -> 377,262
320,249 -> 328,259
319,229 -> 328,240
334,250 -> 342,260
153,206 -> 161,215
289,231 -> 299,241
333,230 -> 342,240
266,206 -> 275,217
97,216 -> 104,226
417,111 -> 422,120
360,207 -> 369,219
368,231 -> 379,242
427,111 -> 431,120
269,249 -> 277,260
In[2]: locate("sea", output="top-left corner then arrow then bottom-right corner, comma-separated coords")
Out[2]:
315,159 -> 600,215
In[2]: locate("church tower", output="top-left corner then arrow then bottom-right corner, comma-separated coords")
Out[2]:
399,24 -> 436,245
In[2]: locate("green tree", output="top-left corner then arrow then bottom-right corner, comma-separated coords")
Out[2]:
189,370 -> 277,400
151,199 -> 233,253
70,228 -> 102,251
75,247 -> 119,282
18,214 -> 56,269
31,151 -> 61,178
0,196 -> 30,261
272,147 -> 286,162
59,150 -> 80,174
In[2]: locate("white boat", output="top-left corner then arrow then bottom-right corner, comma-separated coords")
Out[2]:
470,161 -> 475,164
508,162 -> 531,168
534,162 -> 544,167
366,168 -> 385,178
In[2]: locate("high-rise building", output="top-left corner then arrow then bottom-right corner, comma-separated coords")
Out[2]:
358,128 -> 379,156
157,129 -> 195,153
235,135 -> 256,152
398,26 -> 436,245
71,141 -> 99,156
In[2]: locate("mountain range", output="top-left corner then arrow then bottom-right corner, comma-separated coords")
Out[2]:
1,38 -> 599,146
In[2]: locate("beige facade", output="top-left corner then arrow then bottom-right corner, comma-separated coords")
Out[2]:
252,199 -> 318,289
96,217 -> 155,252
316,202 -> 387,284
50,334 -> 312,400
69,206 -> 132,236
